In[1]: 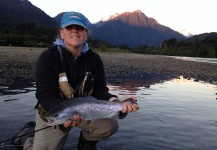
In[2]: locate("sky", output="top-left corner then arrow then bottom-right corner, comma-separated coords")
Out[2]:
28,0 -> 217,35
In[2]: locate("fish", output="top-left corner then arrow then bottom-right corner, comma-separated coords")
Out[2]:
45,96 -> 136,126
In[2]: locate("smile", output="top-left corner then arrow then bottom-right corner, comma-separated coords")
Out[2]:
71,36 -> 79,39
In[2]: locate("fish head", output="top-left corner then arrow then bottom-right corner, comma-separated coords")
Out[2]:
45,109 -> 70,126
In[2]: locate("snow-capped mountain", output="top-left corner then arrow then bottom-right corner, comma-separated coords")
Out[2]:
91,10 -> 185,47
100,13 -> 120,22
178,29 -> 194,37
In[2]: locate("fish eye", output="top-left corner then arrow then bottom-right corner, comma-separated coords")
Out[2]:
54,114 -> 59,117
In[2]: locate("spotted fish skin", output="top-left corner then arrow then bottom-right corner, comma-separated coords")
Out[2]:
45,97 -> 135,126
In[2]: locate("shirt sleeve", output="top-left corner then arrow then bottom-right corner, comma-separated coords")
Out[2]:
35,49 -> 63,112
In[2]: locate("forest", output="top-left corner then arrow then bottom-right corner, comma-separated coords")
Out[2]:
0,21 -> 216,58
132,34 -> 217,58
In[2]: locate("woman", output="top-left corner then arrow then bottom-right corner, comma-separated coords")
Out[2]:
32,11 -> 139,150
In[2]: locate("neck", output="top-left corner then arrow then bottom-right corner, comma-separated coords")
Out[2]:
66,45 -> 83,57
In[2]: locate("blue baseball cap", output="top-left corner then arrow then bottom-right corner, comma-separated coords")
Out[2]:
61,11 -> 90,29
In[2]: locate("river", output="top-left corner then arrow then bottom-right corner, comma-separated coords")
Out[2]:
0,72 -> 217,150
169,56 -> 217,64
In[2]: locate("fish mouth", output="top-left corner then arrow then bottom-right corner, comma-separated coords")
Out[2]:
46,118 -> 55,125
45,117 -> 67,126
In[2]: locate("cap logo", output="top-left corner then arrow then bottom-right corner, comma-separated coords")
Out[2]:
69,14 -> 81,19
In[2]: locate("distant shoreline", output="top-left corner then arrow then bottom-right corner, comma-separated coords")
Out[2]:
0,46 -> 217,85
168,56 -> 217,64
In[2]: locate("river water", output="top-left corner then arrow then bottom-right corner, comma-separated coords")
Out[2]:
0,72 -> 217,150
169,56 -> 217,64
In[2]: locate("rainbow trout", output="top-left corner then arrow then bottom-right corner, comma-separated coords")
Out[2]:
45,97 -> 136,126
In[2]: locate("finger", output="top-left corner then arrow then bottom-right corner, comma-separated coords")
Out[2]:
80,116 -> 84,122
126,96 -> 137,104
76,115 -> 84,122
134,104 -> 139,110
125,102 -> 133,112
73,115 -> 82,126
67,115 -> 77,126
71,122 -> 77,127
64,120 -> 72,128
127,102 -> 139,112
74,114 -> 80,120
130,96 -> 137,101
122,102 -> 128,113
131,104 -> 139,112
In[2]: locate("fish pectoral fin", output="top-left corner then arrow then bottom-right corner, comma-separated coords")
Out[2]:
109,112 -> 119,119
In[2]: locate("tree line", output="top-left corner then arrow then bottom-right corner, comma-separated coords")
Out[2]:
0,21 -> 58,47
0,22 -> 216,58
130,34 -> 217,58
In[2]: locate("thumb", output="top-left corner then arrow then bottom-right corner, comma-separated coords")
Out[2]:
119,96 -> 137,102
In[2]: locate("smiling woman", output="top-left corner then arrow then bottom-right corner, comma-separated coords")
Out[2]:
24,11 -> 139,150
58,12 -> 89,57
60,25 -> 88,57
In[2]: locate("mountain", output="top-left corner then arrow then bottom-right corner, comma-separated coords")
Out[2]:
100,13 -> 120,22
0,1 -> 186,48
90,10 -> 186,47
186,32 -> 217,43
0,0 -> 58,32
0,0 -> 58,46
178,29 -> 194,37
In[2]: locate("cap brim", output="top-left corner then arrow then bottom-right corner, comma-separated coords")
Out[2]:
61,21 -> 88,29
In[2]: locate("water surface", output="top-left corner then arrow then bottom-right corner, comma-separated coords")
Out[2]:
170,56 -> 217,64
0,73 -> 217,150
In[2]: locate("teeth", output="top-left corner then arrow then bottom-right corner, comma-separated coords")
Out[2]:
71,36 -> 79,38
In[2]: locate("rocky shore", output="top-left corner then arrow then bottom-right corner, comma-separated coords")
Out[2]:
0,46 -> 217,85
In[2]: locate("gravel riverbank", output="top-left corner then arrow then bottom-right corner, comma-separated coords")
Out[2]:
0,46 -> 217,84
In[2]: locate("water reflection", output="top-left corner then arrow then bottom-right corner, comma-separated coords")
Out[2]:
0,73 -> 217,150
103,74 -> 217,150
169,56 -> 217,64
0,79 -> 35,95
107,72 -> 171,98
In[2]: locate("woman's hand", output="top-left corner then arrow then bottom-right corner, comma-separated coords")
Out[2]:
121,96 -> 139,113
63,114 -> 84,128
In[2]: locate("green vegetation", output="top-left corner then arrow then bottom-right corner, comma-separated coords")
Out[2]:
0,0 -> 216,58
131,33 -> 217,58
88,39 -> 130,53
0,21 -> 58,47
0,22 -> 216,58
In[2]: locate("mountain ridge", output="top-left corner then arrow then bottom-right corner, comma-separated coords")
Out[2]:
0,0 -> 58,28
0,1 -> 185,47
89,10 -> 186,47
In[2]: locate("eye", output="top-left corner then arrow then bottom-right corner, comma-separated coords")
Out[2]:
54,114 -> 59,117
75,25 -> 84,30
65,25 -> 73,30
65,25 -> 84,31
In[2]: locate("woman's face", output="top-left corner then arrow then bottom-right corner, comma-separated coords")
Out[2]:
60,25 -> 87,54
